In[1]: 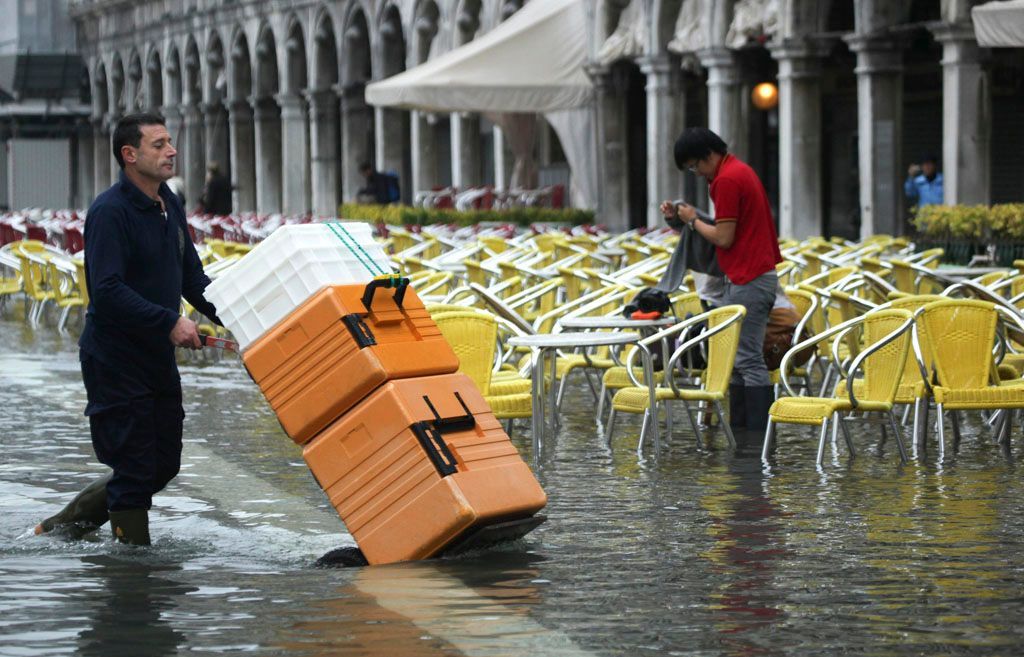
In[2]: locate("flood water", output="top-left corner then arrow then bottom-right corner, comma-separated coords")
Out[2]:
3,305 -> 1024,656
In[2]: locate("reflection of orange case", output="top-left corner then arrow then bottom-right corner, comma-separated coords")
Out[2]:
242,281 -> 459,445
303,374 -> 548,565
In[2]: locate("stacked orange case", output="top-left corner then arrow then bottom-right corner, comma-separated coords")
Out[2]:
302,373 -> 548,565
243,280 -> 460,445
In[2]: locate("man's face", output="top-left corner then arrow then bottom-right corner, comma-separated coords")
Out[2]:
922,160 -> 937,178
683,156 -> 717,182
124,124 -> 176,182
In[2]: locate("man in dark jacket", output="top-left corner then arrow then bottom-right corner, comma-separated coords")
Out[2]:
35,112 -> 221,545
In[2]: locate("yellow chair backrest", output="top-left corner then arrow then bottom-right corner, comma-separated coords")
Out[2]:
917,299 -> 997,390
462,259 -> 490,286
858,308 -> 913,403
888,294 -> 946,386
433,310 -> 498,395
703,305 -> 746,396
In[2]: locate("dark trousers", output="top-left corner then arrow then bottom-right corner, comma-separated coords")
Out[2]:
81,355 -> 184,511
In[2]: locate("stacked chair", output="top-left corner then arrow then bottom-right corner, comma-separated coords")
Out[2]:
205,222 -> 547,566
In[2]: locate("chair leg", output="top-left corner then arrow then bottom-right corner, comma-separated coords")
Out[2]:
638,408 -> 652,453
1000,408 -> 1013,447
888,411 -> 908,464
761,419 -> 776,460
901,404 -> 911,426
664,402 -> 674,440
504,419 -> 514,438
838,412 -> 855,456
714,402 -> 735,448
681,400 -> 704,451
57,305 -> 71,333
596,382 -> 608,419
950,410 -> 962,449
936,403 -> 946,458
816,418 -> 831,466
605,409 -> 617,444
912,399 -> 922,451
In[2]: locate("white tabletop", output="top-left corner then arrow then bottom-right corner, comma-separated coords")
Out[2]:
558,316 -> 676,330
508,331 -> 639,350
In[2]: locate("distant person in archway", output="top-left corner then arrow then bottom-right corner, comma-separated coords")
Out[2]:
199,162 -> 232,216
904,154 -> 944,208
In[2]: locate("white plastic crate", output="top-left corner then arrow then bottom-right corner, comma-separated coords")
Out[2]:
204,222 -> 393,351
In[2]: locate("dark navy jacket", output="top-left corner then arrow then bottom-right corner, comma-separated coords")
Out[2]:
79,172 -> 220,409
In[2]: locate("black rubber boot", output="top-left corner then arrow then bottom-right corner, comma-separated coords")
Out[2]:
35,474 -> 111,539
109,509 -> 151,546
729,384 -> 747,430
745,385 -> 774,432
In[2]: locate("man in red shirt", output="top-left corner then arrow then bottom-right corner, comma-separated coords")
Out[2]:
660,127 -> 782,432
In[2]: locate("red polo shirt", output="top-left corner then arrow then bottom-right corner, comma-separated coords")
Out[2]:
708,153 -> 782,285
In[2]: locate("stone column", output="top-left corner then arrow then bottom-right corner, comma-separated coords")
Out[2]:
845,35 -> 903,239
771,43 -> 824,239
450,113 -> 482,189
162,106 -> 183,177
493,124 -> 507,191
76,121 -> 95,207
92,118 -> 110,195
699,47 -> 748,161
586,64 -> 628,231
202,102 -> 230,182
932,23 -> 990,206
228,100 -> 256,212
307,89 -> 339,217
411,111 -> 440,200
277,93 -> 311,214
252,96 -> 282,214
340,84 -> 373,203
639,56 -> 684,229
106,113 -> 121,184
182,103 -> 206,208
375,105 -> 407,194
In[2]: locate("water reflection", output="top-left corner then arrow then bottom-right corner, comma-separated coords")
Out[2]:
278,555 -> 596,657
700,435 -> 786,657
77,555 -> 194,657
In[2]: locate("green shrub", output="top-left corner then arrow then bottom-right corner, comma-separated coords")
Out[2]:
337,203 -> 595,227
913,203 -> 1024,239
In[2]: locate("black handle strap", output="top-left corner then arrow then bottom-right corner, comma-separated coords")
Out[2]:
361,276 -> 410,313
410,392 -> 476,478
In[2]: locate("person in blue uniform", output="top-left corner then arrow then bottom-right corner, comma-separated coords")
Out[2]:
35,112 -> 221,545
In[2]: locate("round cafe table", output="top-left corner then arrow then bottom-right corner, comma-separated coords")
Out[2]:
508,331 -> 641,462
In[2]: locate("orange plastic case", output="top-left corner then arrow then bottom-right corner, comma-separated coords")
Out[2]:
302,373 -> 548,565
242,279 -> 460,445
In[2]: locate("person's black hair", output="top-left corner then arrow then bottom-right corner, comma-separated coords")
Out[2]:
359,161 -> 372,172
922,153 -> 939,165
673,127 -> 728,170
112,112 -> 166,169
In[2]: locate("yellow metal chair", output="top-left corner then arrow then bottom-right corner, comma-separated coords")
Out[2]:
762,308 -> 915,466
914,299 -> 1024,455
606,305 -> 746,452
15,241 -> 55,326
0,245 -> 23,312
432,310 -> 532,433
46,259 -> 85,332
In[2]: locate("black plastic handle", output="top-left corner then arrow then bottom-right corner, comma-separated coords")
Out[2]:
411,423 -> 459,477
361,276 -> 410,313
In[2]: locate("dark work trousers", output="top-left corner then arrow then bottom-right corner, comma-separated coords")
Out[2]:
81,354 -> 184,512
722,270 -> 778,387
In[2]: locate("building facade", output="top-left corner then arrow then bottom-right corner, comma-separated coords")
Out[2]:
70,0 -> 1023,238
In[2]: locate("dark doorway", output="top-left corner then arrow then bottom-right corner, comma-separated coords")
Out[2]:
612,60 -> 648,230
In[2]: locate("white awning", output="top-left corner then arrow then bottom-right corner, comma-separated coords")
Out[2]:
973,0 -> 1024,47
364,0 -> 592,113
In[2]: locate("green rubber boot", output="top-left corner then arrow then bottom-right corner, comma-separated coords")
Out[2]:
109,509 -> 151,546
35,474 -> 111,539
